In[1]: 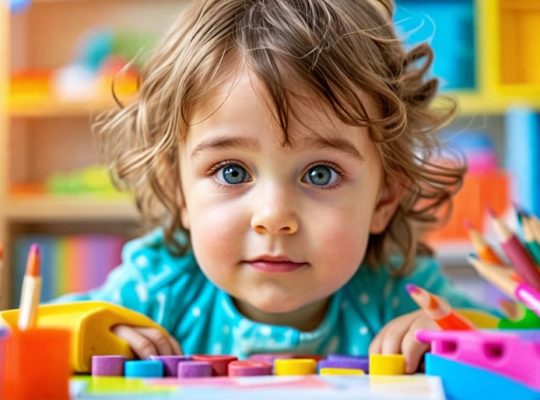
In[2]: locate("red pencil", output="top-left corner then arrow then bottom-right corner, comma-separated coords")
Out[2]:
489,209 -> 540,291
406,284 -> 475,330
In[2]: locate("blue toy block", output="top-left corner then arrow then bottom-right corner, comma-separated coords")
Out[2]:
425,353 -> 540,400
124,360 -> 164,378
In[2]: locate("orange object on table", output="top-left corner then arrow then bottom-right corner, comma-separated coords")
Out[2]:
0,328 -> 70,400
428,170 -> 510,243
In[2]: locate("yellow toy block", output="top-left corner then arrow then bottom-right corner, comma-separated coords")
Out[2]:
0,301 -> 166,373
274,359 -> 316,376
369,354 -> 405,375
319,367 -> 365,376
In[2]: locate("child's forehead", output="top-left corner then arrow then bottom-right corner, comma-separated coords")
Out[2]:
188,66 -> 378,140
184,70 -> 376,160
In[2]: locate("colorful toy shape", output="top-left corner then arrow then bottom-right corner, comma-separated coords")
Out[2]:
417,329 -> 540,390
0,301 -> 168,372
426,353 -> 540,400
274,358 -> 317,376
92,355 -> 126,377
228,360 -> 273,376
369,354 -> 406,375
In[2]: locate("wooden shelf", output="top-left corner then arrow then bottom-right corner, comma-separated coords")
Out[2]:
440,92 -> 540,115
4,195 -> 137,221
8,97 -> 122,118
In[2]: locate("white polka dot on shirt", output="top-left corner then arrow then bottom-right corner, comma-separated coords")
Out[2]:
212,342 -> 223,354
222,325 -> 230,335
359,293 -> 370,305
392,297 -> 401,309
260,326 -> 272,336
135,255 -> 149,268
191,306 -> 201,317
328,336 -> 339,353
359,326 -> 368,335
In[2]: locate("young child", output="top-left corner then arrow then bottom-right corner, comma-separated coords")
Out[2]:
59,0 -> 487,373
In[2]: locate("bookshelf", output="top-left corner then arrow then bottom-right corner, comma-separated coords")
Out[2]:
0,0 -> 539,309
395,0 -> 540,272
0,0 -> 188,309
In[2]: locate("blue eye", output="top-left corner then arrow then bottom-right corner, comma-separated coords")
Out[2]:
216,163 -> 250,185
304,165 -> 340,187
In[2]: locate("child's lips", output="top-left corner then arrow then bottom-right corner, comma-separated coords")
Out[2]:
245,258 -> 308,273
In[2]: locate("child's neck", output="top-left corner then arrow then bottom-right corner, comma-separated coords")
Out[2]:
233,297 -> 330,332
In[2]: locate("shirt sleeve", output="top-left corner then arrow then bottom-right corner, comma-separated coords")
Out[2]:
52,229 -> 205,333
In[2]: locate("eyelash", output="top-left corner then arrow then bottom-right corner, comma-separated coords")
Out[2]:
206,160 -> 347,191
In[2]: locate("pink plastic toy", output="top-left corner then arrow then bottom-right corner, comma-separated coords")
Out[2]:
417,329 -> 540,390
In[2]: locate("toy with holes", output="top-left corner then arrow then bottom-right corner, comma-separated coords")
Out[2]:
417,329 -> 540,400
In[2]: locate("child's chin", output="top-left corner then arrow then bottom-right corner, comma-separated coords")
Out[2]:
249,298 -> 308,314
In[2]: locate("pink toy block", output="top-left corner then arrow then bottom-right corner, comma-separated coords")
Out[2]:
417,329 -> 540,390
192,355 -> 238,376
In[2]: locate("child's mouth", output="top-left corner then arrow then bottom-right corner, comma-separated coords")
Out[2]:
245,257 -> 308,273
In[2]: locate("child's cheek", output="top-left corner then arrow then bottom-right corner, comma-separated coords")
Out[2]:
310,214 -> 371,270
188,207 -> 245,269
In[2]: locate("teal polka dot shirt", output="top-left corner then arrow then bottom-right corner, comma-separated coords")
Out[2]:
57,229 -> 490,358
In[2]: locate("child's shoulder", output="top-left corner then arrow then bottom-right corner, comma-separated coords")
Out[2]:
344,256 -> 444,297
356,255 -> 441,280
120,229 -> 198,278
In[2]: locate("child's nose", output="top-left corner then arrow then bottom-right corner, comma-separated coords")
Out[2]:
250,187 -> 299,235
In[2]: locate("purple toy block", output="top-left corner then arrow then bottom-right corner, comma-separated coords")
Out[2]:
318,358 -> 368,372
148,355 -> 191,377
91,355 -> 126,376
326,354 -> 369,372
177,361 -> 213,378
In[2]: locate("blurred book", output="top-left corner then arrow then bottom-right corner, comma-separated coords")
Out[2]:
11,234 -> 125,307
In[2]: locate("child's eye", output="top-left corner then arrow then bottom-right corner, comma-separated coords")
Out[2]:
214,162 -> 251,185
302,164 -> 341,187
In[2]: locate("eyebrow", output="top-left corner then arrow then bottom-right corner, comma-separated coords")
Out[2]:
302,137 -> 364,162
190,135 -> 364,162
191,136 -> 260,157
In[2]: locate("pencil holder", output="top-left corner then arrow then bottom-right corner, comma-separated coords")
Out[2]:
0,328 -> 71,400
0,328 -> 8,395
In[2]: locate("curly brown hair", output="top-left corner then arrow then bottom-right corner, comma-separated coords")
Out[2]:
96,0 -> 464,276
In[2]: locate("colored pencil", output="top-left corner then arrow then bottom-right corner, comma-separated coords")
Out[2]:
529,216 -> 540,243
18,244 -> 42,330
468,255 -> 540,317
488,209 -> 540,291
406,284 -> 475,330
522,217 -> 540,264
467,254 -> 518,298
464,220 -> 503,265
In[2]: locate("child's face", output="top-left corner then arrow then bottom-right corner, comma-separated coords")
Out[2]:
179,67 -> 400,326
